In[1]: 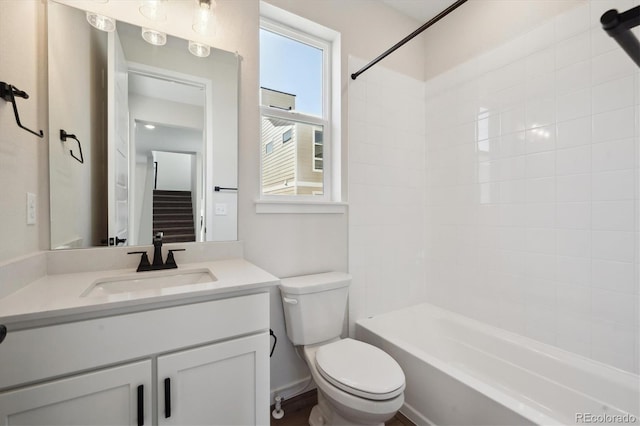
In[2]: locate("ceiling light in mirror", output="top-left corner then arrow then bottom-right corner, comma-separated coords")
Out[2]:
144,124 -> 156,130
142,28 -> 167,46
193,0 -> 216,35
139,0 -> 167,21
188,40 -> 211,57
86,11 -> 115,32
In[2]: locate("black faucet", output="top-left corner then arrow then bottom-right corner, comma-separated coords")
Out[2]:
128,232 -> 185,272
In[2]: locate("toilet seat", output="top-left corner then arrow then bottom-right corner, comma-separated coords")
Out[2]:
314,338 -> 405,401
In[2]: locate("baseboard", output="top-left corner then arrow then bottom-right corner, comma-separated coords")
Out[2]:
400,402 -> 434,426
270,376 -> 316,406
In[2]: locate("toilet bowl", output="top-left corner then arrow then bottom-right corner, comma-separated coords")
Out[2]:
279,272 -> 406,426
304,339 -> 405,426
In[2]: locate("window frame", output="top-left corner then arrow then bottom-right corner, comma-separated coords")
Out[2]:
259,17 -> 332,202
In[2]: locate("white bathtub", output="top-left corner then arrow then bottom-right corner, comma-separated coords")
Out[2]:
356,303 -> 639,426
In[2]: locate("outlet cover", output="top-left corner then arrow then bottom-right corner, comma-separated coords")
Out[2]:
215,203 -> 228,216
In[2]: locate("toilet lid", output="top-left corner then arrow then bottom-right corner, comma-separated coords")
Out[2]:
315,339 -> 405,400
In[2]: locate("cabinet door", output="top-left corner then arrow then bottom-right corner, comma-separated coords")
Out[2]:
158,333 -> 269,426
0,360 -> 152,426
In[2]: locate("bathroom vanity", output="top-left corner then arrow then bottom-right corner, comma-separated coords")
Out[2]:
0,254 -> 276,425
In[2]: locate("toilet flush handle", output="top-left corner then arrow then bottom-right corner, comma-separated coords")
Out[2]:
283,297 -> 298,305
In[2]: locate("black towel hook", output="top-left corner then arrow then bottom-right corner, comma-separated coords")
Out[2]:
60,129 -> 84,164
0,81 -> 44,138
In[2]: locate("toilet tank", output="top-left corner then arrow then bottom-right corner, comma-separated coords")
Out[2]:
279,272 -> 351,346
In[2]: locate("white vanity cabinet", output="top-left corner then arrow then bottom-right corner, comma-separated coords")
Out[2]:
0,360 -> 152,425
0,292 -> 270,425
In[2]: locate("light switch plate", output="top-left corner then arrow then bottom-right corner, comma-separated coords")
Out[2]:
27,193 -> 36,225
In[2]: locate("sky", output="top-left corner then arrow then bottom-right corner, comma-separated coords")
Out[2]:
260,28 -> 323,117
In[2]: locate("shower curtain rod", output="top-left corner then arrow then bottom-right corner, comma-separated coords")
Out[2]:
601,5 -> 640,67
351,0 -> 468,80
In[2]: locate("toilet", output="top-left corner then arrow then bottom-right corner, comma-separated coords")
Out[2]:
280,272 -> 405,426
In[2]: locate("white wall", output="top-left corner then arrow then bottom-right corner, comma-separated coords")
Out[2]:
0,0 -> 49,261
422,0 -> 639,373
153,151 -> 193,191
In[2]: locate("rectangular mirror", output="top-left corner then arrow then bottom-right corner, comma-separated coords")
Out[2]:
48,1 -> 238,249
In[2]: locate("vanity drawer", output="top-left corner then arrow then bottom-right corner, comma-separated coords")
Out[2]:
0,292 -> 268,390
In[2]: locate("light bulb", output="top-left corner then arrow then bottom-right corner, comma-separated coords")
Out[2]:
193,0 -> 216,35
140,0 -> 167,21
141,28 -> 167,46
86,11 -> 116,32
188,40 -> 211,58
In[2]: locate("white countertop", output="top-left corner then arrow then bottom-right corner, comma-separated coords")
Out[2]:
0,258 -> 279,327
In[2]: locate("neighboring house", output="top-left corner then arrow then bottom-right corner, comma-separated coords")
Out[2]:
260,87 -> 323,195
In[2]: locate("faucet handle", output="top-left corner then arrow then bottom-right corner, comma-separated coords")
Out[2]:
128,251 -> 150,272
165,249 -> 186,269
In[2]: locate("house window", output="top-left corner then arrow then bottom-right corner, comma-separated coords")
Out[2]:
265,141 -> 273,154
282,128 -> 292,143
259,9 -> 336,200
313,129 -> 323,171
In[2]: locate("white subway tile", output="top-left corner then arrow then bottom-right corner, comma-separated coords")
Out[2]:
592,200 -> 636,231
556,116 -> 592,149
593,106 -> 636,144
556,174 -> 591,202
591,319 -> 638,373
524,252 -> 557,281
526,177 -> 556,204
526,47 -> 555,79
592,48 -> 638,86
555,31 -> 591,70
526,97 -> 556,129
556,255 -> 591,287
525,228 -> 557,255
557,88 -> 592,122
525,203 -> 556,228
592,288 -> 637,325
499,180 -> 526,204
526,125 -> 556,153
592,75 -> 635,114
592,138 -> 636,172
592,169 -> 635,200
591,230 -> 635,262
556,202 -> 591,229
557,284 -> 591,316
556,229 -> 591,258
556,145 -> 592,176
592,259 -> 636,294
556,60 -> 591,96
499,131 -> 526,158
500,105 -> 526,135
526,151 -> 556,178
556,312 -> 592,357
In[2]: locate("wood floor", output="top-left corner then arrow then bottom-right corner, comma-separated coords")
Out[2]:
270,390 -> 414,426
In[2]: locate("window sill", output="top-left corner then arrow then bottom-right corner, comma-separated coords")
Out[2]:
255,199 -> 347,214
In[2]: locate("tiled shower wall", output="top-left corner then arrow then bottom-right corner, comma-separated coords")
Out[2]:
423,1 -> 639,372
348,57 -> 427,334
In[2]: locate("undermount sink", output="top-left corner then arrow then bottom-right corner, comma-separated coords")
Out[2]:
81,268 -> 217,297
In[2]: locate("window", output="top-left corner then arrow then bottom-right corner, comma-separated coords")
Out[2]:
282,128 -> 292,143
265,141 -> 273,154
313,129 -> 323,171
259,10 -> 336,201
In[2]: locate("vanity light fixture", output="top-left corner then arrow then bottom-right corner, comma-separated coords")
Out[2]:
142,27 -> 167,46
188,40 -> 211,57
139,0 -> 167,21
193,0 -> 216,35
86,11 -> 115,32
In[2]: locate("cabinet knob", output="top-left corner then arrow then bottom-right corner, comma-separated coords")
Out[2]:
0,325 -> 6,344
